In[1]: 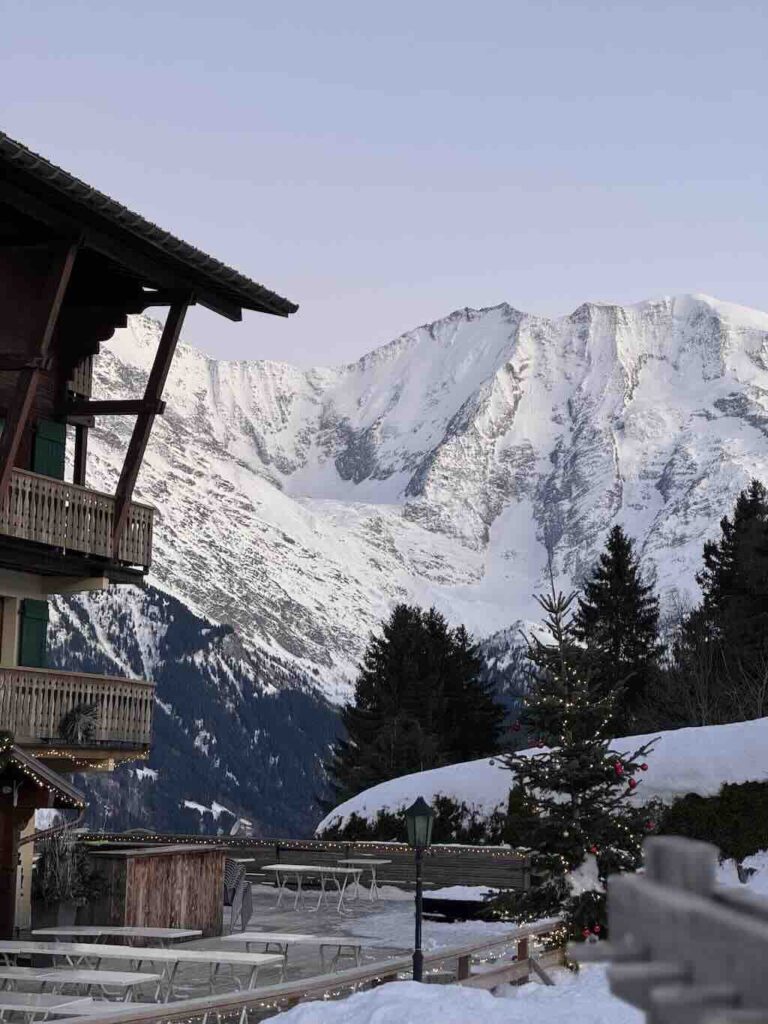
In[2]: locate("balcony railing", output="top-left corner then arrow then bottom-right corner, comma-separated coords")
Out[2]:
66,356 -> 93,398
0,469 -> 154,568
0,666 -> 154,751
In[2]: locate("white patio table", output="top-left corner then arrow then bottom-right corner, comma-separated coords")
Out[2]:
0,991 -> 92,1022
222,931 -> 366,976
336,858 -> 391,900
0,966 -> 161,1000
32,927 -> 202,947
262,865 -> 362,914
0,942 -> 282,1001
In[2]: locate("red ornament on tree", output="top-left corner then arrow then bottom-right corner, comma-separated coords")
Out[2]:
628,778 -> 638,790
640,763 -> 648,771
589,845 -> 598,854
645,820 -> 656,831
592,924 -> 601,934
614,761 -> 624,776
582,927 -> 591,939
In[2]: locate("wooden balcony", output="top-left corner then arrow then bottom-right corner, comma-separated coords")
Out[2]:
0,666 -> 154,758
0,469 -> 153,570
66,355 -> 93,398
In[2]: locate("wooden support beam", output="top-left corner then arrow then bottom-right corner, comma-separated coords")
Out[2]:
67,398 -> 166,417
0,241 -> 79,503
73,424 -> 88,486
0,356 -> 53,372
112,297 -> 190,553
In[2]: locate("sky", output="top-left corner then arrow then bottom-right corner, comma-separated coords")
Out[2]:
1,0 -> 766,366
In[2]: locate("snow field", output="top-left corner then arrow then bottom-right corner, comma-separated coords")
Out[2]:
263,966 -> 642,1023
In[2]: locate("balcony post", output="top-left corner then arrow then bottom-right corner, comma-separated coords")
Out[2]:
112,296 -> 191,555
0,804 -> 32,939
0,599 -> 19,668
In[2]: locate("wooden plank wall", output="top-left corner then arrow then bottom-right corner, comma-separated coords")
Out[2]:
82,851 -> 225,938
124,850 -> 224,937
246,842 -> 529,890
86,837 -> 530,892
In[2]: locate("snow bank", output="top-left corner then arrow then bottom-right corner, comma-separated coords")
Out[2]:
427,885 -> 497,901
318,717 -> 768,832
264,966 -> 641,1023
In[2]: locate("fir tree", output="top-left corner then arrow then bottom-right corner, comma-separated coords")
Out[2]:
669,480 -> 768,725
696,479 -> 768,660
574,525 -> 662,731
491,589 -> 656,942
325,604 -> 505,805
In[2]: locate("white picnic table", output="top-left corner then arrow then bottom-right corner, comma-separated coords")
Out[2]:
0,942 -> 283,1001
32,927 -> 202,947
222,931 -> 367,975
0,966 -> 162,1000
337,858 -> 392,900
0,991 -> 93,1022
262,864 -> 362,913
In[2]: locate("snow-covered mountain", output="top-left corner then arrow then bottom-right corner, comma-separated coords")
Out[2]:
85,294 -> 768,697
49,585 -> 339,835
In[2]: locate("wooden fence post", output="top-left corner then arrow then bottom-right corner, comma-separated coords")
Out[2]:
456,954 -> 471,981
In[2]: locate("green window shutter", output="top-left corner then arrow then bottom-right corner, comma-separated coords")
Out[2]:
32,420 -> 66,479
19,599 -> 48,668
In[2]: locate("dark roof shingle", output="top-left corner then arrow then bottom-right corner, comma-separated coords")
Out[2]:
0,131 -> 298,319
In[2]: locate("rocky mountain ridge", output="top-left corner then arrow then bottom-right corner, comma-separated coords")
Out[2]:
82,293 -> 768,697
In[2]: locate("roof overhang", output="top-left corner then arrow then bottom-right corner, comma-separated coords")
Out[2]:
0,131 -> 298,322
1,741 -> 85,809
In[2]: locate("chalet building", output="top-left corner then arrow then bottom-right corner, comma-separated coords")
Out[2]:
0,130 -> 297,934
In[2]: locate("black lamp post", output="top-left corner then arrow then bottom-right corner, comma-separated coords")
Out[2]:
404,796 -> 435,982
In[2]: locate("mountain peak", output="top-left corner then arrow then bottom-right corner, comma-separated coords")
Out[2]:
87,294 -> 768,696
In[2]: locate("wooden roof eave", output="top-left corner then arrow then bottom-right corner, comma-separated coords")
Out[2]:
0,145 -> 297,322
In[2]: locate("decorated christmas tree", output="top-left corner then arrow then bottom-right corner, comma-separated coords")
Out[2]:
493,588 -> 657,942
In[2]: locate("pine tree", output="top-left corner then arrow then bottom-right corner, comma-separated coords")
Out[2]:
574,525 -> 661,732
491,589 -> 656,942
696,479 -> 768,659
325,604 -> 505,805
669,480 -> 768,725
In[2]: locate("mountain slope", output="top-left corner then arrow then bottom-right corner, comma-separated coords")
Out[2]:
83,294 -> 768,696
48,586 -> 339,835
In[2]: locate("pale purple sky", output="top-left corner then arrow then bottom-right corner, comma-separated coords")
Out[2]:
2,1 -> 766,366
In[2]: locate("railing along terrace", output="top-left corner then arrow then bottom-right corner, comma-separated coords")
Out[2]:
83,835 -> 532,891
575,835 -> 768,1024
0,468 -> 154,567
59,918 -> 563,1024
0,666 -> 154,750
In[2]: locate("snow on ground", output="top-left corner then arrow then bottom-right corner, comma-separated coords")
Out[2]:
318,716 -> 768,831
339,901 -> 521,953
426,885 -> 497,901
718,850 -> 768,894
264,966 -> 642,1023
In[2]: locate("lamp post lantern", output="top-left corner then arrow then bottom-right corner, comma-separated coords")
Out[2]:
404,796 -> 435,982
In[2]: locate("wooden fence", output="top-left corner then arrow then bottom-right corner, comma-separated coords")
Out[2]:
0,666 -> 154,750
577,836 -> 768,1024
86,835 -> 531,892
0,468 -> 154,567
60,917 -> 563,1024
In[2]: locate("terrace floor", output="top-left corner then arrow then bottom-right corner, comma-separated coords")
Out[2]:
14,884 -> 523,1019
174,883 -> 519,999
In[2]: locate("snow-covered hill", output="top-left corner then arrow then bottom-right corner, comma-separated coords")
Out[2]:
85,294 -> 768,697
316,717 -> 768,832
